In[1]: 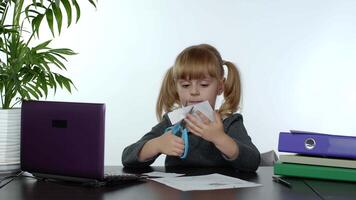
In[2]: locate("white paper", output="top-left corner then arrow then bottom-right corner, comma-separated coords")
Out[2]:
151,173 -> 261,191
143,171 -> 184,178
167,101 -> 215,125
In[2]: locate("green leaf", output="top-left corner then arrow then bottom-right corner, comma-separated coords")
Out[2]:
25,3 -> 45,23
49,48 -> 76,55
18,89 -> 29,101
52,2 -> 62,34
47,52 -> 67,61
33,40 -> 51,50
45,9 -> 55,37
24,9 -> 41,24
31,14 -> 44,38
41,60 -> 52,72
59,74 -> 74,93
44,53 -> 66,70
22,73 -> 34,84
1,0 -> 96,108
54,73 -> 63,89
37,73 -> 48,97
72,0 -> 80,23
0,2 -> 7,13
62,79 -> 71,93
88,0 -> 97,8
28,82 -> 43,98
61,0 -> 72,27
47,72 -> 57,92
23,85 -> 39,99
32,0 -> 37,8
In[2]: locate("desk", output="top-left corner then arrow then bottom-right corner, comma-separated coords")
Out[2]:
303,179 -> 356,200
0,166 -> 353,200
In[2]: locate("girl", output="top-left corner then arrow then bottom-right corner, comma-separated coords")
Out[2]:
122,44 -> 260,172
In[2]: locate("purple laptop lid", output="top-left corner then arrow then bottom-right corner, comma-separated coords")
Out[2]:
21,100 -> 105,180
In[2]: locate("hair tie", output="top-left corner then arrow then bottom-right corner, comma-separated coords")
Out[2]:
222,60 -> 226,66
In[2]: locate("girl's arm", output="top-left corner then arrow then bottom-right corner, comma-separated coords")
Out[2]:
137,138 -> 161,161
212,133 -> 239,159
185,111 -> 235,157
185,112 -> 260,172
121,116 -> 171,168
218,114 -> 261,172
138,133 -> 184,161
122,115 -> 185,168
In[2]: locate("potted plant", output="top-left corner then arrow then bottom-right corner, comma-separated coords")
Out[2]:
0,0 -> 97,173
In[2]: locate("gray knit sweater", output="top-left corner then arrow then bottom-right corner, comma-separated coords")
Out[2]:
121,113 -> 260,172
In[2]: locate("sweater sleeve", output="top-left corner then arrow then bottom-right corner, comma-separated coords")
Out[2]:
121,115 -> 171,168
223,114 -> 261,172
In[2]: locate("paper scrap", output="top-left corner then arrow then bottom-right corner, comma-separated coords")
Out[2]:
151,173 -> 261,191
167,101 -> 215,125
143,171 -> 184,178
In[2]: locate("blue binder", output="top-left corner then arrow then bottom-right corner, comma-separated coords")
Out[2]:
278,130 -> 356,159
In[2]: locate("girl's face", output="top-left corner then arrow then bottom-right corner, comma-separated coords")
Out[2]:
176,75 -> 223,108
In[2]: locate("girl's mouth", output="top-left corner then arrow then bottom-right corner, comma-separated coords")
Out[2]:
188,101 -> 203,105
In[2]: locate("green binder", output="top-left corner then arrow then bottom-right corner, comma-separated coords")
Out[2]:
274,161 -> 356,182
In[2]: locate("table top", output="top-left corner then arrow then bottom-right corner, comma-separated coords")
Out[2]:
0,166 -> 354,200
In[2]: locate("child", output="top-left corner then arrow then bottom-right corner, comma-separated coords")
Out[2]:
122,44 -> 260,172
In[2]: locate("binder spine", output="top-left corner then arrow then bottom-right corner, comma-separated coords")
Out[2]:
278,132 -> 356,159
274,161 -> 356,182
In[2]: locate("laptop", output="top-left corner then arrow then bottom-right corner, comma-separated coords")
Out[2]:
20,100 -> 143,186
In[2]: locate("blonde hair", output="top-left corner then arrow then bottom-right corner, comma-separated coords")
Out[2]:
156,44 -> 241,121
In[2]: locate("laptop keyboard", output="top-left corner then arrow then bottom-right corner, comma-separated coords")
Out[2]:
103,173 -> 144,184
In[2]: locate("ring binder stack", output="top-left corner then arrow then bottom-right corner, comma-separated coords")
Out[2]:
274,130 -> 356,182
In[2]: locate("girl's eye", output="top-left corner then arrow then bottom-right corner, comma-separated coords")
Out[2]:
200,83 -> 210,87
181,83 -> 190,88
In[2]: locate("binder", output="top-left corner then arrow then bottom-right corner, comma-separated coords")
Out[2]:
279,154 -> 356,169
278,130 -> 356,159
274,161 -> 356,182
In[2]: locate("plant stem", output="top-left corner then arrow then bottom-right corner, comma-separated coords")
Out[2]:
0,87 -> 3,108
11,99 -> 22,108
12,0 -> 24,27
11,0 -> 23,43
2,80 -> 12,109
3,89 -> 11,109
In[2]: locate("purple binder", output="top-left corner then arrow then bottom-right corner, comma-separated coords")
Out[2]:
278,130 -> 356,159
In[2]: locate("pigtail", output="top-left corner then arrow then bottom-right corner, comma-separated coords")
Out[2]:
156,67 -> 179,121
219,61 -> 241,117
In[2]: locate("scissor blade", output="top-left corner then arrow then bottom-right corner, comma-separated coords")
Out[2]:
188,106 -> 194,114
180,106 -> 194,128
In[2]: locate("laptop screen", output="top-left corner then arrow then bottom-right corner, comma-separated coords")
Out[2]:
21,100 -> 105,180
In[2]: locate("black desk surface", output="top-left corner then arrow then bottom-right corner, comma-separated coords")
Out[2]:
1,166 -> 355,200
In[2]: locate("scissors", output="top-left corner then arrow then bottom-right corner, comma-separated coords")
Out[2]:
165,106 -> 194,159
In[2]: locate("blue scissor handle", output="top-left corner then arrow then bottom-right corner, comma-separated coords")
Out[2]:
165,123 -> 189,159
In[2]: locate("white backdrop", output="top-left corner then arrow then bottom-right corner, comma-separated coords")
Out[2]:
44,0 -> 356,165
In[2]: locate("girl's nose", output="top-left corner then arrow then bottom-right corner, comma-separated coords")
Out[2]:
190,85 -> 200,96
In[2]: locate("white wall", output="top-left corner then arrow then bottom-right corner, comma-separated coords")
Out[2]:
45,0 -> 356,165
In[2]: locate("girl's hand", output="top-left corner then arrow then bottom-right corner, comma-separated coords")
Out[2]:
184,111 -> 225,144
156,131 -> 185,157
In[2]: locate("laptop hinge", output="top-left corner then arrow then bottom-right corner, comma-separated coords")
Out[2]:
32,172 -> 100,183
